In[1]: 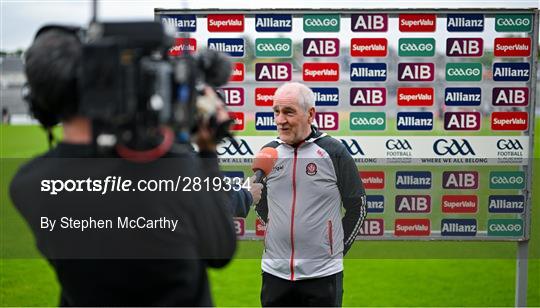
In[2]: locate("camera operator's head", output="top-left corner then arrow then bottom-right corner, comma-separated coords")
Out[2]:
25,26 -> 82,128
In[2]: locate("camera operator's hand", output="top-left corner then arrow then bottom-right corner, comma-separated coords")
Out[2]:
195,87 -> 230,152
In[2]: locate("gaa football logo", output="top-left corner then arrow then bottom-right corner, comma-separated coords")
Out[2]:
306,163 -> 318,176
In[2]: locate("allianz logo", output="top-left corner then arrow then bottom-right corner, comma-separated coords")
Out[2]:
162,17 -> 195,28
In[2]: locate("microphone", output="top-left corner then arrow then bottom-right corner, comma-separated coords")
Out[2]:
251,147 -> 278,183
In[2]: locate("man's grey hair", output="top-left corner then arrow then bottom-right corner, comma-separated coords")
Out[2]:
274,82 -> 315,112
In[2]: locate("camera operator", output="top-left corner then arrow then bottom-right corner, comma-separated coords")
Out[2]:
10,26 -> 237,306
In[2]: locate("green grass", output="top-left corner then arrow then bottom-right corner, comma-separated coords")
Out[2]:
1,121 -> 539,306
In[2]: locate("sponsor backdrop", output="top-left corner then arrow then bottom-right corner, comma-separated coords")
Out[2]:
154,10 -> 537,241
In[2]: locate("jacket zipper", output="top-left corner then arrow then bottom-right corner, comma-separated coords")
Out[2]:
328,220 -> 333,255
290,143 -> 302,281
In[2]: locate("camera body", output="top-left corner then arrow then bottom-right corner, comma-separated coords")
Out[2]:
78,21 -> 231,149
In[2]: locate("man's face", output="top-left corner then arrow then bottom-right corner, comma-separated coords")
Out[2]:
273,97 -> 314,145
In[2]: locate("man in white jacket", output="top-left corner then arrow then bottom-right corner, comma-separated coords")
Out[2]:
255,82 -> 367,307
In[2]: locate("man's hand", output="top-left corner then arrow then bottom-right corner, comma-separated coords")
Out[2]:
249,175 -> 263,205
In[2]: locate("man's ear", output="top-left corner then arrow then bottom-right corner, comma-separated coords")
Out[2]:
307,107 -> 315,124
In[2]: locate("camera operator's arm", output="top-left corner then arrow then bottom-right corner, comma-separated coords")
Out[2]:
190,88 -> 237,267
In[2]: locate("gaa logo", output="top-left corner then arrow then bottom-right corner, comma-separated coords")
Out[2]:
303,14 -> 340,32
255,38 -> 292,58
495,14 -> 532,32
350,112 -> 386,130
433,139 -> 476,156
497,139 -> 523,150
386,139 -> 412,150
488,219 -> 523,237
340,139 -> 365,156
217,139 -> 253,156
446,63 -> 482,81
306,163 -> 318,176
489,171 -> 525,189
398,38 -> 435,57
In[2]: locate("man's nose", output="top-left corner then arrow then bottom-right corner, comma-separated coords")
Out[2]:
275,113 -> 286,125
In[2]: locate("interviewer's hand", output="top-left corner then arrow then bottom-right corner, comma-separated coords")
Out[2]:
249,175 -> 263,205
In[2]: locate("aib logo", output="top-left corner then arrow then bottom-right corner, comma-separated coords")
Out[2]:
340,139 -> 365,156
217,139 -> 253,156
386,139 -> 412,150
497,139 -> 523,150
433,139 -> 476,156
